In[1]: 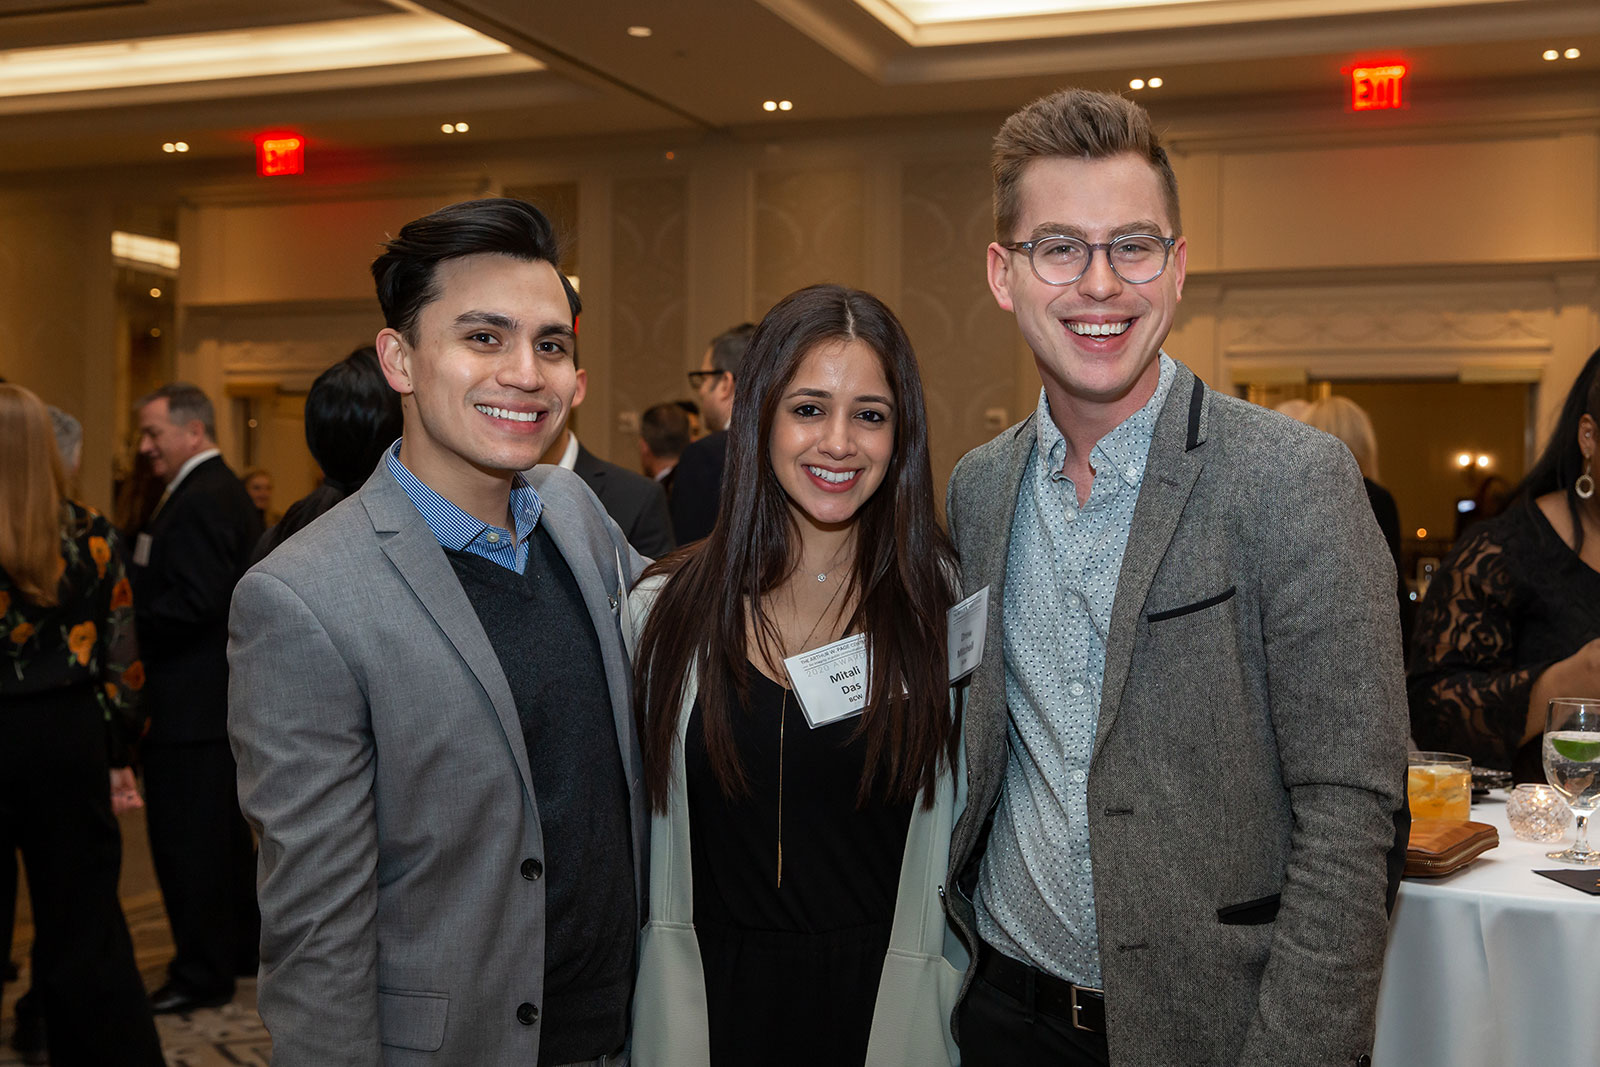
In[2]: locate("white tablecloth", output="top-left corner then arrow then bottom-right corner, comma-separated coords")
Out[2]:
1373,792 -> 1600,1067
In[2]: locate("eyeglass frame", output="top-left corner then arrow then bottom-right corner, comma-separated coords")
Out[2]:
686,369 -> 728,388
1000,233 -> 1178,287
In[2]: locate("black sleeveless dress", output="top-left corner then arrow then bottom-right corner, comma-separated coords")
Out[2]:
685,668 -> 913,1066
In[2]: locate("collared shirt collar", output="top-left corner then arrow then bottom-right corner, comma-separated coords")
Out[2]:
556,431 -> 580,472
1034,352 -> 1176,491
384,439 -> 542,572
166,447 -> 220,496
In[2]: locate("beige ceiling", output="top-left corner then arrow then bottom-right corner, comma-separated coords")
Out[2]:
0,0 -> 1594,174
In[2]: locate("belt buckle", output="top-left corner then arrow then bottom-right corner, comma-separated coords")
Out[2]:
1070,983 -> 1102,1033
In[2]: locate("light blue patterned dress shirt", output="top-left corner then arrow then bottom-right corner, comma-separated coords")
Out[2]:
975,354 -> 1176,988
384,439 -> 542,573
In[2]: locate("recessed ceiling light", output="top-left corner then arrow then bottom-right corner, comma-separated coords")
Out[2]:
1565,47 -> 1581,59
454,121 -> 469,132
627,26 -> 652,38
778,100 -> 793,111
174,141 -> 188,152
441,123 -> 455,133
162,142 -> 175,152
1543,49 -> 1560,60
1129,78 -> 1145,90
149,287 -> 162,298
1147,76 -> 1163,88
763,100 -> 778,112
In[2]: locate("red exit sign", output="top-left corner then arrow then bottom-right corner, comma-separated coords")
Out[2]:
1350,64 -> 1408,111
255,133 -> 305,177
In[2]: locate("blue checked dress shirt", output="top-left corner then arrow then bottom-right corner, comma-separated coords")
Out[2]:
384,440 -> 542,573
975,353 -> 1175,988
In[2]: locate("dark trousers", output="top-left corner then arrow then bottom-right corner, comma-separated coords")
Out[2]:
0,688 -> 164,1066
957,952 -> 1111,1067
142,738 -> 259,995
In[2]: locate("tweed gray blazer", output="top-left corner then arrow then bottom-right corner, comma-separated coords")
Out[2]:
228,462 -> 648,1066
942,362 -> 1408,1067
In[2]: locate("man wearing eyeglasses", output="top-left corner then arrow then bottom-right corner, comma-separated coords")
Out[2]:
942,88 -> 1408,1067
669,322 -> 754,544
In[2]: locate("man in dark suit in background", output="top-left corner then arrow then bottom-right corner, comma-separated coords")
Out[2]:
130,382 -> 262,1014
668,322 -> 752,545
638,401 -> 691,498
540,358 -> 675,558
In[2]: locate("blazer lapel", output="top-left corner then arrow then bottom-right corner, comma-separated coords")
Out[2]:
360,470 -> 538,805
962,416 -> 1037,811
1095,366 -> 1208,753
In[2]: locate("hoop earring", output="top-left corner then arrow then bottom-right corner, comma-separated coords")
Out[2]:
1578,459 -> 1595,501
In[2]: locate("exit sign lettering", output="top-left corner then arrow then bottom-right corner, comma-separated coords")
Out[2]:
255,134 -> 305,177
1350,64 -> 1407,111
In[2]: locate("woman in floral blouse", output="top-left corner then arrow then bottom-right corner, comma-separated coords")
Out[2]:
0,383 -> 164,1065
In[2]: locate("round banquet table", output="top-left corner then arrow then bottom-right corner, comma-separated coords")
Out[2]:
1372,791 -> 1600,1067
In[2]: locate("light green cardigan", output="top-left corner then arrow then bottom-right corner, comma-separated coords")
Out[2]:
626,575 -> 969,1067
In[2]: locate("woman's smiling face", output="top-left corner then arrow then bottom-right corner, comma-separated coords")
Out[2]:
768,337 -> 897,531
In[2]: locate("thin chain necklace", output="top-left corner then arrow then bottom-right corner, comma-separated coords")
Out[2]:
775,570 -> 848,888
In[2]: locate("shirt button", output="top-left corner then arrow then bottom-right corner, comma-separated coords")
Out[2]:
1069,682 -> 1085,697
486,531 -> 501,544
1126,465 -> 1139,480
516,1002 -> 539,1025
1072,770 -> 1086,784
1080,858 -> 1092,872
520,858 -> 543,881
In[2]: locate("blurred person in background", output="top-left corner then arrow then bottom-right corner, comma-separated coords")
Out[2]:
0,383 -> 165,1066
1410,347 -> 1600,781
676,398 -> 704,440
638,401 -> 692,496
671,323 -> 755,545
242,468 -> 279,527
131,382 -> 262,1015
252,346 -> 403,564
48,406 -> 83,498
1304,395 -> 1410,643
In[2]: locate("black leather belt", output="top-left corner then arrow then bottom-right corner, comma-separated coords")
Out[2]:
977,943 -> 1106,1034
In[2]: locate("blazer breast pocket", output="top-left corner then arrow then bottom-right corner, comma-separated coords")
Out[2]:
1145,585 -> 1237,624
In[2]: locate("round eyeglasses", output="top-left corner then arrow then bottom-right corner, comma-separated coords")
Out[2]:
1001,234 -> 1177,287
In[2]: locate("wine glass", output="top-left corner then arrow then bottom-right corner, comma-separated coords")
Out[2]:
1541,697 -> 1600,864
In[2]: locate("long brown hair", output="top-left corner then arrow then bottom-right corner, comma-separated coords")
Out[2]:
635,284 -> 959,812
0,384 -> 67,606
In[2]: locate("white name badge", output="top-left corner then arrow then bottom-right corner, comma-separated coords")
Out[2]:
132,532 -> 153,567
783,633 -> 871,729
947,585 -> 989,682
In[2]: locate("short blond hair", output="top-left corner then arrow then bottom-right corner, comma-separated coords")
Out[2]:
992,88 -> 1182,242
1306,395 -> 1380,481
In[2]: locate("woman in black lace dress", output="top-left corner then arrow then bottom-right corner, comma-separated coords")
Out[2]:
1408,347 -> 1600,781
0,384 -> 165,1065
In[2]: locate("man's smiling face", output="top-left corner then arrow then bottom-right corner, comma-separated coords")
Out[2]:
377,252 -> 577,498
987,152 -> 1186,427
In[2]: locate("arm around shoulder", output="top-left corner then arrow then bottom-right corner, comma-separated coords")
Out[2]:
228,568 -> 383,1065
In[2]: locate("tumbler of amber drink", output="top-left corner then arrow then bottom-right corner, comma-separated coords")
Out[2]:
1407,752 -> 1472,821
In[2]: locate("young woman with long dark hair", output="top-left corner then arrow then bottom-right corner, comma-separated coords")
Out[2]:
629,284 -> 964,1066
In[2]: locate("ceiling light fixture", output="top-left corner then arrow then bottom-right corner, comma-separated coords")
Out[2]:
454,121 -> 469,132
1148,76 -> 1163,88
162,142 -> 175,152
763,100 -> 778,111
1129,78 -> 1144,90
1565,47 -> 1581,59
778,100 -> 793,111
1543,49 -> 1560,60
149,287 -> 162,298
627,26 -> 653,38
0,12 -> 533,98
112,231 -> 180,272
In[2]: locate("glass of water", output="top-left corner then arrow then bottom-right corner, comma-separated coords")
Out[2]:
1542,697 -> 1600,864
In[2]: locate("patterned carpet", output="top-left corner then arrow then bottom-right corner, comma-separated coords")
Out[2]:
2,813 -> 272,1065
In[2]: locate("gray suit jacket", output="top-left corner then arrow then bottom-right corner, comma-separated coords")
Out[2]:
944,363 -> 1408,1067
228,463 -> 649,1066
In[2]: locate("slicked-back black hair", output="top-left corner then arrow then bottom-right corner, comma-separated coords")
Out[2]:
371,197 -> 580,343
304,346 -> 404,488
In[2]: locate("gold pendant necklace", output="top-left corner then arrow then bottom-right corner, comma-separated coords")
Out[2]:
775,569 -> 848,889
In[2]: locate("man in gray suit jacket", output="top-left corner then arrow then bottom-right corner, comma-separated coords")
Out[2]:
943,89 -> 1408,1067
229,198 -> 646,1066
